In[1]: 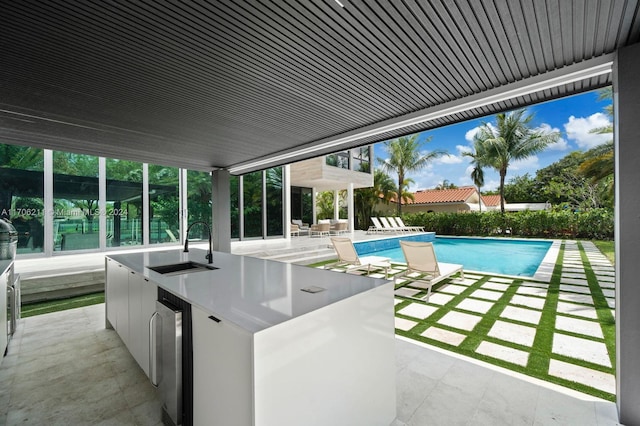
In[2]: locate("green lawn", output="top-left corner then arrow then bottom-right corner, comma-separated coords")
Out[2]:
593,240 -> 615,264
21,292 -> 105,318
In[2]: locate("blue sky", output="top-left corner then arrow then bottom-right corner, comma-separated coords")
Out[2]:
373,89 -> 612,192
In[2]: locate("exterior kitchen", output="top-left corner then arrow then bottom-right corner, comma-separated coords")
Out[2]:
3,2 -> 640,426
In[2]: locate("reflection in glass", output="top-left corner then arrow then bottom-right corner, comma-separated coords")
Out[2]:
352,146 -> 371,173
53,152 -> 100,251
243,171 -> 263,238
187,170 -> 212,240
0,144 -> 45,254
230,175 -> 240,239
106,158 -> 143,247
326,151 -> 350,169
266,168 -> 283,236
149,165 -> 179,244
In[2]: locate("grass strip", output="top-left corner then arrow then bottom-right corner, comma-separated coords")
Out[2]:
21,292 -> 105,318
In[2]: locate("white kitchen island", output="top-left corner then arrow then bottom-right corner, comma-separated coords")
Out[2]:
105,248 -> 396,426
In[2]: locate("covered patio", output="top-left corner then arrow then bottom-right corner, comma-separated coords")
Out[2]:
2,1 -> 640,423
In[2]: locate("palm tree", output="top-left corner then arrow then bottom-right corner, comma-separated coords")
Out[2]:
354,170 -> 395,229
463,149 -> 485,212
435,179 -> 457,190
473,109 -> 559,213
377,134 -> 446,215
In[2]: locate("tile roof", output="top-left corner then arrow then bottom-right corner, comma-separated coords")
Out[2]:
481,195 -> 503,207
399,186 -> 478,205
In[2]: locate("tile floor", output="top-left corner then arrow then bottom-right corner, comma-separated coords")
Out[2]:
391,240 -> 617,399
0,305 -> 620,425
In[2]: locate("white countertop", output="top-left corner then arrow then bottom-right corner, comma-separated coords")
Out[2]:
106,248 -> 389,334
0,259 -> 12,276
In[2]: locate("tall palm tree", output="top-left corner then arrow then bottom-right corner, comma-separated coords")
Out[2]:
377,134 -> 446,215
473,109 -> 559,213
463,149 -> 485,212
354,170 -> 395,229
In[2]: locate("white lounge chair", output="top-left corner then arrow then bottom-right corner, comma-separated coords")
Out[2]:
394,217 -> 424,233
327,237 -> 391,278
395,241 -> 464,302
379,216 -> 404,234
367,217 -> 385,234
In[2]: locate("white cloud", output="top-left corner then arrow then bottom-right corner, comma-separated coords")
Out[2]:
536,123 -> 569,151
564,113 -> 611,149
510,155 -> 540,171
465,127 -> 480,142
437,154 -> 463,165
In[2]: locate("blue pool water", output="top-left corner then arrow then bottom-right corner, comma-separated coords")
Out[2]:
355,236 -> 552,277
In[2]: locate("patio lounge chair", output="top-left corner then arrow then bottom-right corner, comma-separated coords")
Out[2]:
330,220 -> 349,235
327,237 -> 391,278
394,217 -> 425,233
367,217 -> 384,234
379,216 -> 404,234
395,241 -> 464,302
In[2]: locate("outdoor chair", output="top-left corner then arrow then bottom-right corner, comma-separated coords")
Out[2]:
395,240 -> 464,302
309,222 -> 330,237
379,216 -> 405,234
394,217 -> 424,233
367,217 -> 384,234
292,219 -> 309,235
290,223 -> 300,237
330,220 -> 349,235
327,237 -> 390,278
371,217 -> 394,233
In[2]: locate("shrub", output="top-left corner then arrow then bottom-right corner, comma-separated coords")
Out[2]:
402,209 -> 613,240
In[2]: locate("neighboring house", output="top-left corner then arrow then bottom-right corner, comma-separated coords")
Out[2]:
377,186 -> 550,214
378,186 -> 486,214
482,194 -> 551,212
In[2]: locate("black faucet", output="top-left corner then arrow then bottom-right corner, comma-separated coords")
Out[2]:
184,221 -> 213,264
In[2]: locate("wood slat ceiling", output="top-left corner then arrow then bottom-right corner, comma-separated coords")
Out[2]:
0,0 -> 638,173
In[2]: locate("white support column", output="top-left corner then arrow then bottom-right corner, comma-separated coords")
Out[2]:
142,163 -> 150,246
347,183 -> 354,234
312,187 -> 317,223
43,149 -> 54,256
333,189 -> 339,220
179,169 -> 188,244
284,165 -> 292,240
212,170 -> 231,253
98,157 -> 106,249
615,43 -> 640,425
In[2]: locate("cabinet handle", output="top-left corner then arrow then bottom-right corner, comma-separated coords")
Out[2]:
208,315 -> 221,323
149,311 -> 159,388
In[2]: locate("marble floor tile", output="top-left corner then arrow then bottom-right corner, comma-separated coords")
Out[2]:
487,320 -> 537,347
500,306 -> 542,325
556,302 -> 598,319
557,292 -> 594,306
488,277 -> 514,284
559,284 -> 592,294
601,289 -> 615,298
562,272 -> 587,279
421,326 -> 467,346
395,288 -> 422,298
481,282 -> 510,292
605,297 -> 615,309
548,359 -> 615,395
455,298 -> 494,314
509,295 -> 546,310
469,289 -> 503,301
516,286 -> 548,297
438,284 -> 467,295
437,311 -> 483,331
552,334 -> 612,367
476,341 -> 529,366
560,278 -> 590,286
555,316 -> 604,339
394,298 -> 404,305
425,293 -> 456,306
398,303 -> 438,320
395,317 -> 419,331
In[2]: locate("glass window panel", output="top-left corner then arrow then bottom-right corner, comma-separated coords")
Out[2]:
187,170 -> 212,239
266,167 -> 283,236
148,165 -> 179,244
0,144 -> 45,254
353,146 -> 371,173
230,175 -> 240,239
106,158 -> 143,247
242,171 -> 263,238
326,151 -> 350,169
53,151 -> 100,251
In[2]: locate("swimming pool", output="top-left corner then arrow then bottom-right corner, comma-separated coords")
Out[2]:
354,235 -> 553,277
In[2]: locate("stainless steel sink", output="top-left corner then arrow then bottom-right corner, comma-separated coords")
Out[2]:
148,261 -> 219,276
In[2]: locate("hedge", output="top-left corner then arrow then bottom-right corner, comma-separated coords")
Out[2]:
402,209 -> 614,240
